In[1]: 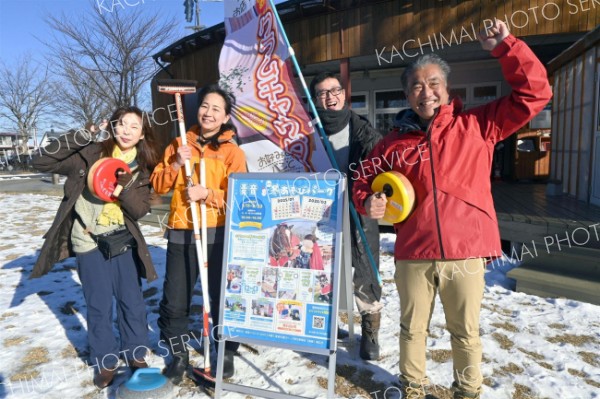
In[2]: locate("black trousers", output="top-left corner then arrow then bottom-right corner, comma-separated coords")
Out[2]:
351,214 -> 382,308
158,241 -> 239,357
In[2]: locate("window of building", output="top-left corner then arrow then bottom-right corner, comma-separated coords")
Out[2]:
0,136 -> 12,146
473,84 -> 499,103
351,92 -> 368,117
358,81 -> 501,133
374,89 -> 408,134
450,87 -> 467,102
449,83 -> 500,109
517,138 -> 536,152
530,105 -> 552,129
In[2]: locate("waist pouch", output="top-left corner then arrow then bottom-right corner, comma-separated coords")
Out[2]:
91,227 -> 136,259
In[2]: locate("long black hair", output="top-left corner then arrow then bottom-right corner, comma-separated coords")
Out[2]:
99,106 -> 161,173
196,84 -> 237,150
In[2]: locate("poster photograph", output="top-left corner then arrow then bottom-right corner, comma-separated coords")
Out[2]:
220,173 -> 344,350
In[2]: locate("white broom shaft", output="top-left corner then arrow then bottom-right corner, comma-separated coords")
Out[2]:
199,149 -> 212,374
176,93 -> 192,178
199,157 -> 209,314
167,84 -> 213,376
189,200 -> 212,371
174,92 -> 212,316
200,157 -> 208,261
194,181 -> 212,316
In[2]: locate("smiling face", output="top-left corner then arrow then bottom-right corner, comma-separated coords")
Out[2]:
406,63 -> 450,125
197,92 -> 230,137
301,239 -> 314,253
113,112 -> 144,153
314,77 -> 346,111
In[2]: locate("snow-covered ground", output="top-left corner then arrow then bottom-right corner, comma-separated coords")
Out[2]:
1,193 -> 599,399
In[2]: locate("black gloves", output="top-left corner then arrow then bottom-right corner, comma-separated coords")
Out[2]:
116,170 -> 133,189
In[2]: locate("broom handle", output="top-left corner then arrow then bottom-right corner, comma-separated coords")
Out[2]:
175,92 -> 211,315
199,154 -> 211,373
200,154 -> 208,278
174,92 -> 212,375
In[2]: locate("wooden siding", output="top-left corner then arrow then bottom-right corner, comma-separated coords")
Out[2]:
163,0 -> 599,79
151,42 -> 222,148
550,42 -> 599,202
578,50 -> 595,202
493,182 -> 600,246
283,0 -> 599,65
570,57 -> 582,197
152,0 -> 599,146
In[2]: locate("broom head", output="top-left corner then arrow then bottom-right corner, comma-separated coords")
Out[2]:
156,79 -> 198,95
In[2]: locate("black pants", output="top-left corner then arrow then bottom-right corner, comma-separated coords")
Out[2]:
158,241 -> 239,357
351,214 -> 382,307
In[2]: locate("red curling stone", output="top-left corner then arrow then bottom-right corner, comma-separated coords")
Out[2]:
87,158 -> 131,202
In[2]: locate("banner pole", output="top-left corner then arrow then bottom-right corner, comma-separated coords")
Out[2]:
268,0 -> 381,286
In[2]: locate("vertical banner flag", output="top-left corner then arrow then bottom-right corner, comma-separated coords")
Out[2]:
219,0 -> 333,173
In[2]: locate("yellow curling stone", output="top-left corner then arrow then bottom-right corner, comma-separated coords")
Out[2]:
370,171 -> 415,224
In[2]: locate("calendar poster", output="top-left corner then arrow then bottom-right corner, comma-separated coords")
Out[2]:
219,173 -> 345,352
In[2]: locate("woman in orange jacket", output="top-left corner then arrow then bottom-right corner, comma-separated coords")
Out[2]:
150,85 -> 247,383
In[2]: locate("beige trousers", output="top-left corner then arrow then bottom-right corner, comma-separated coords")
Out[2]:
394,258 -> 485,392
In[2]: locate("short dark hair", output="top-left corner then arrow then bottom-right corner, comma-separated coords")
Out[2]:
198,84 -> 236,116
310,72 -> 342,98
401,54 -> 451,91
196,84 -> 238,149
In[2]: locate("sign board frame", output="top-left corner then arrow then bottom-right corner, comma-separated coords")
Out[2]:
214,172 -> 351,398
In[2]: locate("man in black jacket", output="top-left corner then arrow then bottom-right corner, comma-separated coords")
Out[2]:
310,72 -> 383,360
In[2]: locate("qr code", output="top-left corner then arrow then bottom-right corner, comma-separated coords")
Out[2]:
312,316 -> 325,329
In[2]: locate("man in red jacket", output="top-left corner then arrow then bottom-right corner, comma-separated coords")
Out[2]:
352,19 -> 551,399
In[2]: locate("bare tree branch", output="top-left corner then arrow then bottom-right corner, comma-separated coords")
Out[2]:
0,54 -> 52,149
43,0 -> 178,116
49,65 -> 110,128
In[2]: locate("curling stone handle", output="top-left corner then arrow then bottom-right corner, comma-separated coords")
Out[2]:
130,367 -> 162,379
112,168 -> 125,198
134,367 -> 161,375
382,183 -> 393,198
374,183 -> 393,199
112,185 -> 124,198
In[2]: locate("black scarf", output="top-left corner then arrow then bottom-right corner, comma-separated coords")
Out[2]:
317,106 -> 351,136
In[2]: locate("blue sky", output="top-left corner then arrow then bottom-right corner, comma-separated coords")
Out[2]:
0,0 -> 287,133
0,0 -> 232,132
0,0 -> 226,64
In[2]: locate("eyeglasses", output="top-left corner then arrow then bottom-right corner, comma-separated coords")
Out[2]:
315,87 -> 344,99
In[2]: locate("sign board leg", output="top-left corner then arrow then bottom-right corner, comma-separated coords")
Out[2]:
215,337 -> 225,398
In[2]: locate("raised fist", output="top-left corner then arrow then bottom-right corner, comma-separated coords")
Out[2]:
478,19 -> 510,52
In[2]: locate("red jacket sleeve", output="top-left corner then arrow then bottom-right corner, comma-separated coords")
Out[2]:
351,137 -> 392,215
471,35 -> 552,143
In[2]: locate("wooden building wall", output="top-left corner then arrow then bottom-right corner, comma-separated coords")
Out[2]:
156,0 -> 600,93
550,42 -> 598,201
151,42 -> 222,148
152,0 -> 600,144
284,0 -> 599,65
